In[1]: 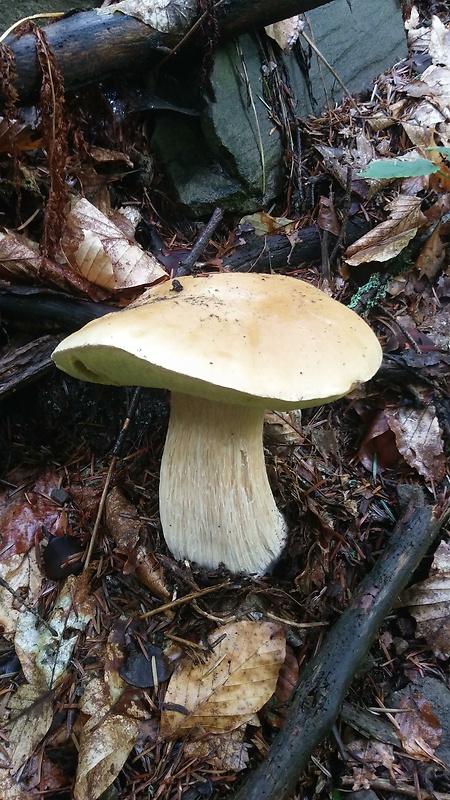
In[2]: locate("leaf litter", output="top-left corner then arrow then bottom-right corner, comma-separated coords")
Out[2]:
2,2 -> 450,799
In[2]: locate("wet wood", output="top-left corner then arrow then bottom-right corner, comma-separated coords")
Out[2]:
3,0 -> 331,103
231,500 -> 445,800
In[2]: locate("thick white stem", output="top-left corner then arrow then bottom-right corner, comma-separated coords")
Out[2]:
159,392 -> 287,574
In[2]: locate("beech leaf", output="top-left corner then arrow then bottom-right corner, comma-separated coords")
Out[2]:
62,198 -> 167,290
160,620 -> 285,736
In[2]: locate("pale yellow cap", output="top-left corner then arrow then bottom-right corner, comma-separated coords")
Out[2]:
52,273 -> 382,408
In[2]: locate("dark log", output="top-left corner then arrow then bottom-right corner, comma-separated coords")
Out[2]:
0,284 -> 113,328
0,334 -> 63,398
222,216 -> 370,272
231,499 -> 446,800
3,0 -> 332,103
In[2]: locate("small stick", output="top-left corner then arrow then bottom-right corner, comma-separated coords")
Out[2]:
140,581 -> 230,619
175,207 -> 223,277
83,387 -> 142,570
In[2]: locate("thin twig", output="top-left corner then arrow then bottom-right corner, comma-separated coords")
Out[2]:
175,207 -> 223,277
83,388 -> 142,570
140,581 -> 230,619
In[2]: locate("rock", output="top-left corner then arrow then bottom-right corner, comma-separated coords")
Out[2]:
152,0 -> 406,216
285,0 -> 407,115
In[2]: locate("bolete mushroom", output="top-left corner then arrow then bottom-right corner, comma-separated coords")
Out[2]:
52,273 -> 382,574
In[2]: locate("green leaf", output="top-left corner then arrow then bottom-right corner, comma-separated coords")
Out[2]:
359,159 -> 441,179
426,146 -> 450,158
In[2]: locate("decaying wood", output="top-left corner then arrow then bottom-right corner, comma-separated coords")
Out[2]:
0,334 -> 62,398
231,500 -> 446,800
222,216 -> 370,272
3,0 -> 332,103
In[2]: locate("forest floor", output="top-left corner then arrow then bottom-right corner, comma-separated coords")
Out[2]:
1,2 -> 450,799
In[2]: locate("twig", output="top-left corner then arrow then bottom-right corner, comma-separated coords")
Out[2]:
175,207 -> 223,277
140,581 -> 230,619
0,13 -> 64,44
231,497 -> 449,800
83,388 -> 142,570
299,28 -> 359,110
330,165 -> 352,265
340,776 -> 450,800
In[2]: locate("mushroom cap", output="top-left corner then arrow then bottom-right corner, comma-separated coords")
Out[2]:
52,273 -> 382,408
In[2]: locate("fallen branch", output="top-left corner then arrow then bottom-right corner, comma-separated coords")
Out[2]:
231,498 -> 447,800
3,0 -> 332,103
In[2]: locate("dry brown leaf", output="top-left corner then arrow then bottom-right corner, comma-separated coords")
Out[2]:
0,231 -> 42,280
14,573 -> 95,687
99,0 -> 196,34
343,196 -> 427,266
74,677 -> 146,800
317,195 -> 340,236
384,399 -> 446,485
239,211 -> 297,236
105,486 -> 171,603
265,16 -> 303,52
62,198 -> 167,290
5,685 -> 53,772
0,117 -> 42,153
160,620 -> 285,737
264,410 -> 302,445
184,728 -> 251,772
394,693 -> 442,761
401,541 -> 450,659
0,551 -> 42,636
416,222 -> 446,279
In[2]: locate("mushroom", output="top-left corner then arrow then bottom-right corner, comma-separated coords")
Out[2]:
52,273 -> 382,574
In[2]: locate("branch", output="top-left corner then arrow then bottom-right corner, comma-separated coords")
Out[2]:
231,499 -> 447,800
3,0 -> 332,103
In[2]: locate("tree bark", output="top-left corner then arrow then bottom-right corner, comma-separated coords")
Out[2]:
3,0 -> 332,103
231,500 -> 446,800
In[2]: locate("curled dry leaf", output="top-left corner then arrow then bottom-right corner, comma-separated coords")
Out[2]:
264,410 -> 302,445
0,230 -> 42,281
384,399 -> 446,485
160,620 -> 285,737
99,0 -> 197,34
105,486 -> 171,603
343,195 -> 427,266
74,677 -> 146,800
265,15 -> 303,52
401,541 -> 450,659
62,198 -> 167,290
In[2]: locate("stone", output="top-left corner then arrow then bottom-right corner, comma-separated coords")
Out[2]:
285,0 -> 407,115
151,0 -> 407,216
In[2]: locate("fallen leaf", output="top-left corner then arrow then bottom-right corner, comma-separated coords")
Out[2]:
160,620 -> 285,736
384,399 -> 446,485
401,541 -> 450,659
74,677 -> 146,800
62,197 -> 167,290
5,685 -> 53,772
14,573 -> 95,687
0,551 -> 42,636
394,693 -> 442,761
343,195 -> 427,266
317,195 -> 340,236
265,15 -> 303,52
105,486 -> 171,603
184,728 -> 251,772
264,410 -> 302,445
239,211 -> 297,236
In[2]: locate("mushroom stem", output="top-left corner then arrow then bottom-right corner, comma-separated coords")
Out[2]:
159,392 -> 287,574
